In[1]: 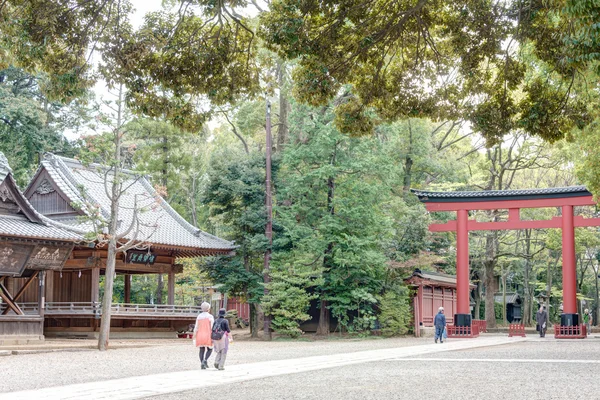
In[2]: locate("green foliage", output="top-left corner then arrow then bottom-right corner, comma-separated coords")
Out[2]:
378,286 -> 412,337
577,119 -> 600,199
201,150 -> 273,303
0,67 -> 82,185
259,0 -> 592,143
333,96 -> 375,137
262,260 -> 317,338
274,99 -> 392,334
494,302 -> 504,321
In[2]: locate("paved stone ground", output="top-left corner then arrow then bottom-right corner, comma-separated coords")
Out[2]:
0,335 -> 429,392
1,334 -> 598,400
155,336 -> 600,400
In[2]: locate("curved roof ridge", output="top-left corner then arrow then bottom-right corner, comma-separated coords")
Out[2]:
138,177 -> 235,249
0,152 -> 83,241
45,153 -> 111,219
412,186 -> 591,203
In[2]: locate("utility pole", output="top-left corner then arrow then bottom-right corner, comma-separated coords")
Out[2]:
263,98 -> 273,340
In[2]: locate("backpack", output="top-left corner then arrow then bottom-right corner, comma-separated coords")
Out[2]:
211,319 -> 224,340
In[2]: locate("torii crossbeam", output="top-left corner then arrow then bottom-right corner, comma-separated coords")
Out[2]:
413,186 -> 600,332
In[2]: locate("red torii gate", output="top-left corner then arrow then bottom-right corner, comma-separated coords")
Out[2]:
413,186 -> 600,332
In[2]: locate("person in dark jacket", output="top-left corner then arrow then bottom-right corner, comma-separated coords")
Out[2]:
536,305 -> 548,338
434,307 -> 447,343
212,308 -> 231,370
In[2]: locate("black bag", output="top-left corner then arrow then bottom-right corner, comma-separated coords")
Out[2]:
536,323 -> 540,332
211,319 -> 224,340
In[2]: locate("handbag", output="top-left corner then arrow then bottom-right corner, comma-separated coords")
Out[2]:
536,324 -> 540,332
211,319 -> 224,340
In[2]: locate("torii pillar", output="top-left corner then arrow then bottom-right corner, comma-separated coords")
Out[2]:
455,209 -> 471,327
561,205 -> 578,326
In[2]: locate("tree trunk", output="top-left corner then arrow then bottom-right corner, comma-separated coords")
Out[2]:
522,229 -> 532,325
97,84 -> 124,351
276,60 -> 289,152
156,274 -> 164,304
484,230 -> 498,329
189,175 -> 198,227
594,263 -> 599,326
317,299 -> 330,335
546,252 -> 559,324
502,272 -> 507,325
156,135 -> 168,304
402,119 -> 414,193
250,303 -> 260,338
317,172 -> 336,336
474,278 -> 482,320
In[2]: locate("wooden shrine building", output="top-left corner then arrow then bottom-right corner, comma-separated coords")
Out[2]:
404,269 -> 476,337
0,153 -> 80,343
2,153 -> 235,340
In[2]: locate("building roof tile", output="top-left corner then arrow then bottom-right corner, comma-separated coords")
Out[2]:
0,152 -> 82,242
28,154 -> 235,251
411,186 -> 591,202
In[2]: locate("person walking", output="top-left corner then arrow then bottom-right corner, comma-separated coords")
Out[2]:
212,308 -> 232,370
434,307 -> 446,344
193,302 -> 214,369
583,309 -> 591,336
536,305 -> 548,338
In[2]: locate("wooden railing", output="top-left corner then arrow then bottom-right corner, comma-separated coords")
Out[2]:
1,302 -> 202,317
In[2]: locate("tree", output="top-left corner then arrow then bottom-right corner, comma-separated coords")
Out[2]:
259,0 -> 590,144
274,100 -> 392,335
201,150 -> 272,338
0,0 -> 262,129
0,67 -> 83,185
76,84 -> 162,351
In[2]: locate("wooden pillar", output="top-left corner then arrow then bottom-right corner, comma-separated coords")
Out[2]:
168,270 -> 175,305
46,271 -> 54,303
38,271 -> 46,318
417,285 -> 424,326
91,267 -> 100,304
562,204 -> 578,325
124,274 -> 131,304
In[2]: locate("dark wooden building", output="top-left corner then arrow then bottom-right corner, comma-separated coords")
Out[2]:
0,153 -> 79,344
2,153 -> 236,340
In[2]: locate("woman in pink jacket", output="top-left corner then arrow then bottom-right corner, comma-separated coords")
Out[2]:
193,302 -> 214,369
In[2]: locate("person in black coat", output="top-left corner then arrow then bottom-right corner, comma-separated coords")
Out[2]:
212,308 -> 232,370
536,305 -> 548,338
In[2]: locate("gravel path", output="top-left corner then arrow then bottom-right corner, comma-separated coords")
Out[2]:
0,335 -> 430,393
153,338 -> 600,400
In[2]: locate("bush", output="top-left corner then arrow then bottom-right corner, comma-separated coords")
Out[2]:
262,263 -> 316,338
378,286 -> 412,337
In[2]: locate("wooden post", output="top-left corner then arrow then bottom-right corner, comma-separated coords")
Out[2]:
45,271 -> 54,303
168,270 -> 175,305
91,267 -> 100,304
38,271 -> 46,318
124,274 -> 131,303
263,98 -> 273,340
